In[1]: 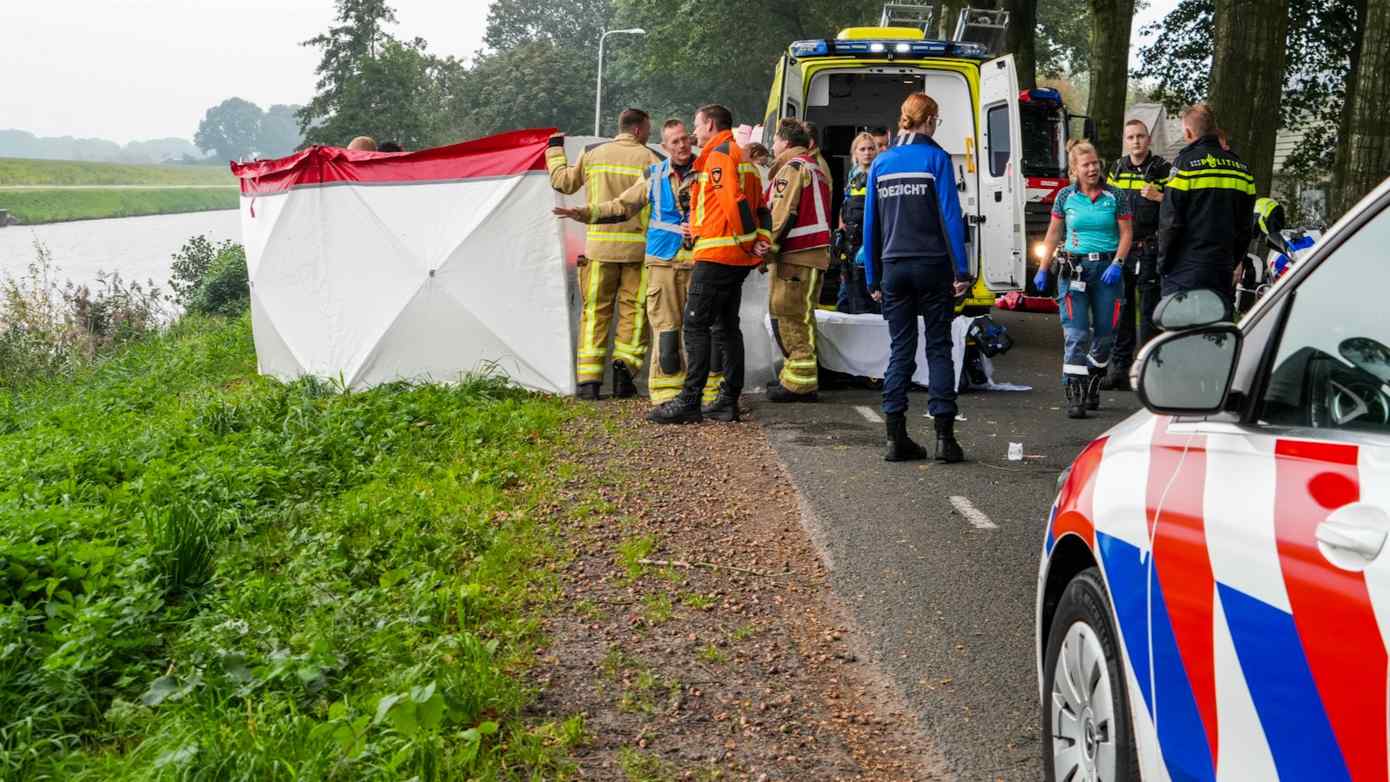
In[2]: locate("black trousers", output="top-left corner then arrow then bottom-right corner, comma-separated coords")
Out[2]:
681,261 -> 752,402
881,258 -> 957,418
1111,240 -> 1160,369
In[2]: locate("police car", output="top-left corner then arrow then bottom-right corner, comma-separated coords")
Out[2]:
1036,177 -> 1390,781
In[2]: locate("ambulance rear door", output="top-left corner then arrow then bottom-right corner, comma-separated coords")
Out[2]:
976,54 -> 1026,290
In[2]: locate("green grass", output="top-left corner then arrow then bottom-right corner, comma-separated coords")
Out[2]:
0,314 -> 585,779
0,158 -> 234,186
0,188 -> 238,224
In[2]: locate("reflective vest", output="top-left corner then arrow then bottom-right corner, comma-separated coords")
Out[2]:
644,159 -> 689,262
769,154 -> 832,254
842,169 -> 868,244
1254,196 -> 1282,236
691,130 -> 771,266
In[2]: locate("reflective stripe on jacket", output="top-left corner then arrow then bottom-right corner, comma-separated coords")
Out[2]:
547,132 -> 660,263
862,132 -> 970,289
1157,134 -> 1257,289
690,130 -> 772,267
1106,153 -> 1171,239
765,147 -> 831,268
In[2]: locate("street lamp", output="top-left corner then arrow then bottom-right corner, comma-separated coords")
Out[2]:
594,28 -> 646,137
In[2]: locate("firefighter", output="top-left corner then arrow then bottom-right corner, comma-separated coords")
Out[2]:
648,104 -> 771,424
764,118 -> 833,402
863,93 -> 970,463
1156,103 -> 1257,317
801,120 -> 835,185
1104,118 -> 1172,389
552,119 -> 699,406
548,108 -> 661,400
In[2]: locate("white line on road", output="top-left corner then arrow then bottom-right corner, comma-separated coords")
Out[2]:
950,496 -> 998,530
854,405 -> 882,423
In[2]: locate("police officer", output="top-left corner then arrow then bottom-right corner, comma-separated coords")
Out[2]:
863,93 -> 969,463
1157,104 -> 1257,317
1104,119 -> 1171,389
835,131 -> 881,314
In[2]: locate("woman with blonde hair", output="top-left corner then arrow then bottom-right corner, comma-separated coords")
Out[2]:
862,92 -> 970,463
836,131 -> 883,313
1033,139 -> 1133,418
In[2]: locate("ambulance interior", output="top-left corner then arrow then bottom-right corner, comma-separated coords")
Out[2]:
801,67 -> 978,261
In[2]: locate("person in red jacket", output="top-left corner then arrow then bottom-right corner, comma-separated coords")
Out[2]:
649,103 -> 771,424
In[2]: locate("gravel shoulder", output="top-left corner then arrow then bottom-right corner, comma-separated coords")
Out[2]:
530,403 -> 952,780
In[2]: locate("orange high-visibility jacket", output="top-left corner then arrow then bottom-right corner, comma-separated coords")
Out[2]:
690,130 -> 771,266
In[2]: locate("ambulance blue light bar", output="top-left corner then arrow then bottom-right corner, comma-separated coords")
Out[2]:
788,39 -> 990,60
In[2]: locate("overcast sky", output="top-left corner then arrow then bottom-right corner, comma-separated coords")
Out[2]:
2,0 -> 1178,145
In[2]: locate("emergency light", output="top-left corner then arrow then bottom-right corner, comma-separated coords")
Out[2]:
1019,87 -> 1064,105
788,38 -> 990,60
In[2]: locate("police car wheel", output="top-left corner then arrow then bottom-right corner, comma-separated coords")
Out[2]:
1042,568 -> 1139,782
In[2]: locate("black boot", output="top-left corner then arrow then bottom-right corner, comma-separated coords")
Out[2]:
934,415 -> 965,463
1104,361 -> 1131,391
1086,368 -> 1104,411
1065,377 -> 1088,419
647,395 -> 702,425
884,412 -> 928,462
701,386 -> 740,422
575,382 -> 600,401
766,381 -> 819,403
612,361 -> 637,399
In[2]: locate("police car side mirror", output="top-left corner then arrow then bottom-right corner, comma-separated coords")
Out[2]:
1153,288 -> 1231,330
1134,325 -> 1242,416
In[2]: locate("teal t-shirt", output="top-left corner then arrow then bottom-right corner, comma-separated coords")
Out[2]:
1051,184 -> 1131,254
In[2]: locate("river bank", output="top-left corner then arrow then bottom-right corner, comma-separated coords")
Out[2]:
0,186 -> 238,224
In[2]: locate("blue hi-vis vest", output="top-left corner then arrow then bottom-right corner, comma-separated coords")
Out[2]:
645,159 -> 687,261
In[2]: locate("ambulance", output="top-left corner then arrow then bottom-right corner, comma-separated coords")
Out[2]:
762,3 -> 1083,310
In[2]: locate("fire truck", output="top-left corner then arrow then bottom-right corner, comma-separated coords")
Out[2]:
762,2 -> 1090,309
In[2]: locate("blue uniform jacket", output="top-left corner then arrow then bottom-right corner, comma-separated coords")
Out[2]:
862,132 -> 970,290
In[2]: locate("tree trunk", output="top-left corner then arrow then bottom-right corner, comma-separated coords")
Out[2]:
1005,0 -> 1039,89
1323,0 -> 1378,216
1085,0 -> 1135,162
1209,0 -> 1290,198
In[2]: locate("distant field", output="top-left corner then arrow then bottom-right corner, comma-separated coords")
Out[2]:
0,187 -> 238,224
0,157 -> 234,186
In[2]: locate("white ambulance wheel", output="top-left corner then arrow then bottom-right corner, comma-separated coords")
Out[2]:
1042,567 -> 1140,782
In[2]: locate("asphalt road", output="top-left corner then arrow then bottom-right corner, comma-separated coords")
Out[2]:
747,309 -> 1141,781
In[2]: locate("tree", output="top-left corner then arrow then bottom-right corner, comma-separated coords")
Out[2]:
1037,0 -> 1090,79
1334,0 -> 1390,212
483,0 -> 611,49
194,98 -> 264,161
1004,0 -> 1040,89
446,41 -> 596,138
298,0 -> 400,143
257,104 -> 304,158
1085,0 -> 1135,160
1208,0 -> 1290,196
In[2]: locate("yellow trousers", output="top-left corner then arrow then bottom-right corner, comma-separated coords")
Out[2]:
768,263 -> 821,393
576,260 -> 649,385
645,265 -> 691,404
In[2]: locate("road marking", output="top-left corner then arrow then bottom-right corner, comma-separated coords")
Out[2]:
854,405 -> 882,423
949,496 -> 997,530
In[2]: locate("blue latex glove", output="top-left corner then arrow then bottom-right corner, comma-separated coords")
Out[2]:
1033,267 -> 1049,292
1101,261 -> 1123,286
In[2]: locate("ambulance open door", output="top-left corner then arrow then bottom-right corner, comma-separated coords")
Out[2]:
976,54 -> 1026,290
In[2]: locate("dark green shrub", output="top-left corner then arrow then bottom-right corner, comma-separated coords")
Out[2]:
170,235 -> 249,316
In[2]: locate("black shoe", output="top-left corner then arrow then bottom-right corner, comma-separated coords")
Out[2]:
934,415 -> 965,463
612,361 -> 637,399
766,382 -> 819,403
1065,377 -> 1088,419
647,397 -> 702,425
575,382 -> 600,401
1104,362 -> 1131,391
1086,370 -> 1103,411
884,412 -> 928,462
701,388 -> 740,422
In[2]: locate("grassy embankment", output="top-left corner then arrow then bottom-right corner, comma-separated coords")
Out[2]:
0,157 -> 238,224
0,314 -> 588,779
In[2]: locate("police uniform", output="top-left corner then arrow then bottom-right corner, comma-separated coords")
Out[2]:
862,132 -> 969,462
835,168 -> 880,314
765,145 -> 832,399
547,133 -> 661,395
581,157 -> 699,404
1106,152 -> 1171,380
1157,134 -> 1257,310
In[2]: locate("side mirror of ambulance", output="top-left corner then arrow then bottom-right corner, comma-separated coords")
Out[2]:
1153,288 -> 1230,331
1134,324 -> 1242,416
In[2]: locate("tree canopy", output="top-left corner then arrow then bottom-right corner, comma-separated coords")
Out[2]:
194,98 -> 303,161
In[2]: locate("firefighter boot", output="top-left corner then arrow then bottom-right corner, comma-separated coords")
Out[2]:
575,382 -> 601,401
1105,361 -> 1131,391
1086,368 -> 1104,411
647,395 -> 702,425
1066,377 -> 1088,419
934,415 -> 965,464
702,385 -> 740,423
884,412 -> 928,462
612,360 -> 638,399
766,380 -> 819,404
